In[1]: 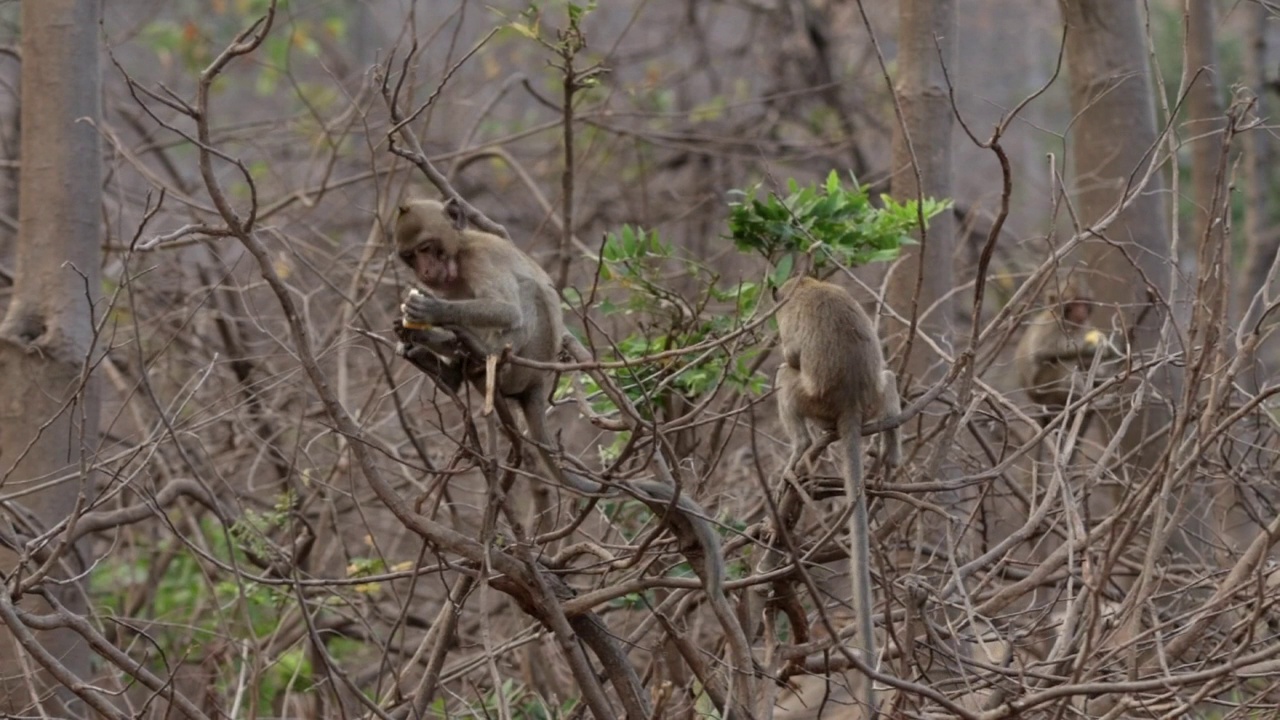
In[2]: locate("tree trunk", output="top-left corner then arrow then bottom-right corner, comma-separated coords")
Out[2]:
1060,4 -> 1187,708
1062,1 -> 1171,306
0,0 -> 102,715
883,2 -> 960,714
1238,1 -> 1277,333
1185,0 -> 1227,346
887,0 -> 956,382
1061,0 -> 1173,424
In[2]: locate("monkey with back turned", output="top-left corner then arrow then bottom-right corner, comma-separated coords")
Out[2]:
773,274 -> 902,717
392,198 -> 756,715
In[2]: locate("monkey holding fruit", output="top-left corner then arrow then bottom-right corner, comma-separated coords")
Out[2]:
773,275 -> 902,715
393,198 -> 718,524
392,199 -> 756,704
1014,286 -> 1121,413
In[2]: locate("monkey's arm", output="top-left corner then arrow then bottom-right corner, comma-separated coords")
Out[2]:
403,292 -> 522,329
1033,331 -> 1120,365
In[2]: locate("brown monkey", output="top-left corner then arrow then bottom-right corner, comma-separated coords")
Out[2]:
1014,285 -> 1121,412
773,275 -> 902,716
394,198 -> 712,511
394,198 -> 755,712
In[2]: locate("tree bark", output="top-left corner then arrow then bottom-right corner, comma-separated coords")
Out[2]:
1060,4 -> 1187,706
1238,1 -> 1277,332
882,2 -> 960,714
1060,0 -> 1173,416
887,0 -> 956,382
0,0 -> 102,715
1061,0 -> 1171,305
1185,0 -> 1227,345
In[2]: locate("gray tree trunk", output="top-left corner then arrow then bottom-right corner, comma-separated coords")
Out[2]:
1186,0 -> 1227,341
1061,0 -> 1173,415
1060,4 -> 1189,708
887,0 -> 956,382
0,0 -> 102,715
883,2 -> 963,714
1238,1 -> 1277,333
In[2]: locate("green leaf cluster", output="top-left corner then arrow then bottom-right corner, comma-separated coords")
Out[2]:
563,173 -> 949,464
565,225 -> 768,453
728,170 -> 950,280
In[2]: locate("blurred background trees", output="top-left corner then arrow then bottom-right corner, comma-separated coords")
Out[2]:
0,0 -> 100,714
0,0 -> 1276,718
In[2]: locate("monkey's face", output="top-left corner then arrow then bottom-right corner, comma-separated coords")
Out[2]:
1063,299 -> 1091,325
395,201 -> 464,289
399,238 -> 460,288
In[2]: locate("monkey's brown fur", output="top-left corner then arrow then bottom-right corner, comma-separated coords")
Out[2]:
775,276 -> 902,474
1014,287 -> 1118,411
774,275 -> 902,716
394,199 -> 756,715
396,198 -> 565,401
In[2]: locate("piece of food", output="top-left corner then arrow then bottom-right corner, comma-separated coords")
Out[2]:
401,289 -> 433,330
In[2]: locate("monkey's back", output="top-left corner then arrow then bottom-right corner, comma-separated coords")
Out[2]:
457,230 -> 567,396
777,278 -> 884,420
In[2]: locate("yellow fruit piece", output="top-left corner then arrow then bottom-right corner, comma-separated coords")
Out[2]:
401,291 -> 432,329
1083,329 -> 1103,347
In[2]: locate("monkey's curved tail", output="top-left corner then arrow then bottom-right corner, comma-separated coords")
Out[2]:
538,447 -> 757,718
627,479 -> 758,719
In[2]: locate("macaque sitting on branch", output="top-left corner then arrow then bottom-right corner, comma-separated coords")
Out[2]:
390,198 -> 758,712
772,274 -> 903,716
391,197 -> 721,524
1014,282 -> 1123,415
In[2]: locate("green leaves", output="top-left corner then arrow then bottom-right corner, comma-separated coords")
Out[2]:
567,173 -> 949,464
570,225 -> 767,427
728,169 -> 951,278
573,172 -> 950,426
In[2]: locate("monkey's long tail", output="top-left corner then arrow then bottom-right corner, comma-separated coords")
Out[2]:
530,442 -> 754,714
840,412 -> 879,719
627,479 -> 757,718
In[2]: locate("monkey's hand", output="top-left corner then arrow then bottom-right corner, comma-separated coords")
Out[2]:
402,289 -> 450,329
1084,330 -> 1124,361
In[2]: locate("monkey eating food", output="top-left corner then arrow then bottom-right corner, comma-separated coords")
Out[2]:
1014,284 -> 1121,414
393,197 -> 723,534
392,198 -> 755,709
773,275 -> 902,716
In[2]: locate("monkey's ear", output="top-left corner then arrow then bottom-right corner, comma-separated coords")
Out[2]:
397,203 -> 411,216
443,197 -> 467,231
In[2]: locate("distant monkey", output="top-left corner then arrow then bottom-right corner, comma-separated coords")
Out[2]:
1014,283 -> 1121,414
773,275 -> 902,716
393,198 -> 754,710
